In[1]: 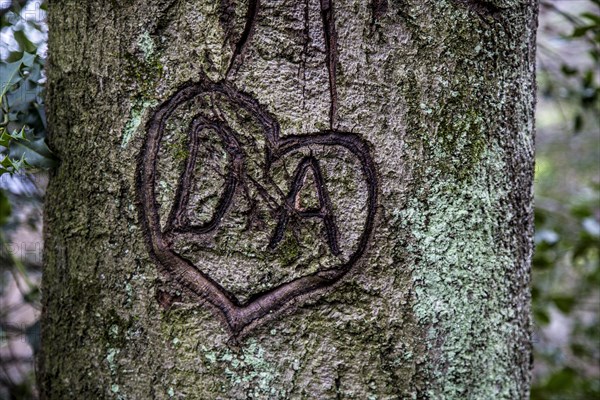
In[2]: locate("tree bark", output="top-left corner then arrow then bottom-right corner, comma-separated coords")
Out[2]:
40,0 -> 537,398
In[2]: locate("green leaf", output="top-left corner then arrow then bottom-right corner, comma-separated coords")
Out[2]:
21,51 -> 36,67
552,296 -> 576,314
9,136 -> 57,169
1,154 -> 18,168
0,60 -> 23,99
13,29 -> 36,53
533,252 -> 553,270
571,25 -> 595,38
0,191 -> 10,225
571,342 -> 587,357
560,64 -> 578,76
573,234 -> 599,260
0,130 -> 12,147
0,154 -> 25,175
531,286 -> 540,300
6,51 -> 24,63
0,126 -> 25,147
545,368 -> 577,392
534,308 -> 550,325
582,69 -> 594,88
571,202 -> 593,218
581,12 -> 600,26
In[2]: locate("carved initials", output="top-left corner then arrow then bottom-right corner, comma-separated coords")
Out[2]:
138,0 -> 379,336
269,156 -> 340,255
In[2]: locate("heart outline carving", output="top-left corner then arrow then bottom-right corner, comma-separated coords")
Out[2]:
137,78 -> 378,336
138,0 -> 379,336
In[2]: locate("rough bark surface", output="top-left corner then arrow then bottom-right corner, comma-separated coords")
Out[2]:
41,0 -> 537,399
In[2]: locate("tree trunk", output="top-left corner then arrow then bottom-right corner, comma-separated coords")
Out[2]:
40,0 -> 537,398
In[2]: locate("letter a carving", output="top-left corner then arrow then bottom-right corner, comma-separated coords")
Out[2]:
269,156 -> 340,255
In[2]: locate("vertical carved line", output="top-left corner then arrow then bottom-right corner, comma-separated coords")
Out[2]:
163,117 -> 204,233
300,0 -> 310,114
320,0 -> 338,129
226,0 -> 260,78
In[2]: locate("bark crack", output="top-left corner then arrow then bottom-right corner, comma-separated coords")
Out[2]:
320,0 -> 338,129
225,0 -> 260,78
298,0 -> 310,118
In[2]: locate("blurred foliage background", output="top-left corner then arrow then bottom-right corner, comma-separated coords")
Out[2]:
0,0 -> 598,399
533,1 -> 600,398
1,1 -> 49,398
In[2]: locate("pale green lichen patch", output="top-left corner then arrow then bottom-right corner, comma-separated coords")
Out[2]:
137,31 -> 155,61
106,347 -> 120,375
218,339 -> 281,396
384,14 -> 535,397
158,307 -> 288,398
120,30 -> 164,148
121,97 -> 156,148
394,145 -> 524,398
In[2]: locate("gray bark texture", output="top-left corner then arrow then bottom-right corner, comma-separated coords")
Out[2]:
40,0 -> 538,399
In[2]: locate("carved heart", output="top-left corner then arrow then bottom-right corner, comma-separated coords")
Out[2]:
137,79 -> 377,336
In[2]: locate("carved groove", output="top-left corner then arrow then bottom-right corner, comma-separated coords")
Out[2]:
226,0 -> 260,78
268,156 -> 341,256
137,0 -> 379,336
320,0 -> 339,128
164,116 -> 242,236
